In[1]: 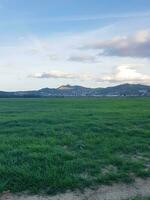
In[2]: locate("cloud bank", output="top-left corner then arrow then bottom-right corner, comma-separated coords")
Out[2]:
30,65 -> 150,85
83,30 -> 150,58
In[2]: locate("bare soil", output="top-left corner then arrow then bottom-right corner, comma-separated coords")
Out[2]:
1,178 -> 150,200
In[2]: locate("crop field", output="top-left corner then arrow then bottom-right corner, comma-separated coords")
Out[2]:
0,98 -> 150,194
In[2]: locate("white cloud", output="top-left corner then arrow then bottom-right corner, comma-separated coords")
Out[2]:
30,70 -> 91,81
30,71 -> 78,79
96,65 -> 150,84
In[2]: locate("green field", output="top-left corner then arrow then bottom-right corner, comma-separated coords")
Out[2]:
0,98 -> 150,194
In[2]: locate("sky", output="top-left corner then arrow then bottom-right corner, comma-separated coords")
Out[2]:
0,0 -> 150,91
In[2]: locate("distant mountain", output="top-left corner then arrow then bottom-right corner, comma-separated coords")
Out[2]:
93,84 -> 150,96
0,84 -> 150,97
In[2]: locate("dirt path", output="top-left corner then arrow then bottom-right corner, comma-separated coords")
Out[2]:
1,178 -> 150,200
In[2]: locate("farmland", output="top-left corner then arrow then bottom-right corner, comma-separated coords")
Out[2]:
0,97 -> 150,194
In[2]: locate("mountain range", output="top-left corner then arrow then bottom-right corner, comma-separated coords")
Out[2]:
0,84 -> 150,97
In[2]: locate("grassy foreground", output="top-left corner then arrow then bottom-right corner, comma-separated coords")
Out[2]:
0,97 -> 149,194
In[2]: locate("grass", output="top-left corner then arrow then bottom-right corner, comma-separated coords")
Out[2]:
0,97 -> 149,194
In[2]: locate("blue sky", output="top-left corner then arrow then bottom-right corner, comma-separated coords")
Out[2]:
0,0 -> 150,90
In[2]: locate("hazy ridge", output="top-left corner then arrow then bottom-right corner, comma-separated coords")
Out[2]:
0,83 -> 150,97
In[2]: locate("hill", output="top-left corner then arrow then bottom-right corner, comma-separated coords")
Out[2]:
0,84 -> 150,97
